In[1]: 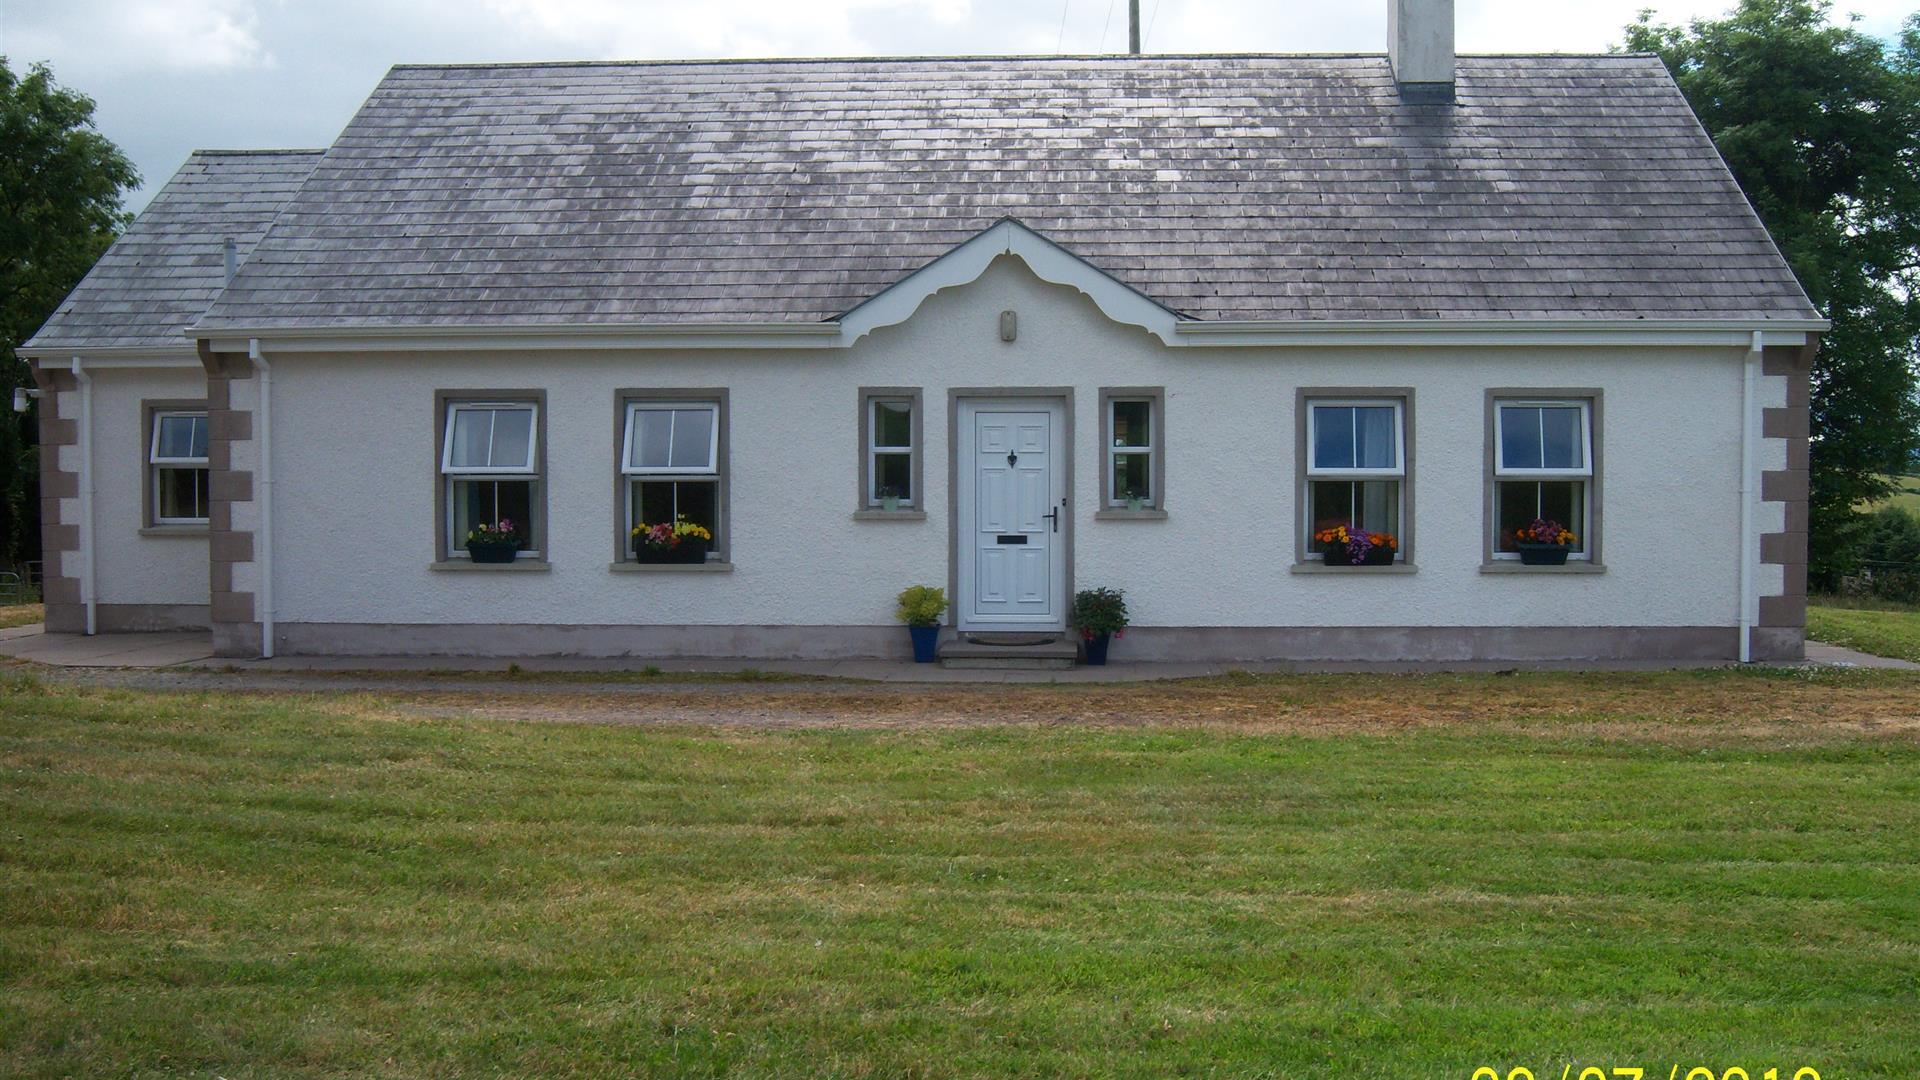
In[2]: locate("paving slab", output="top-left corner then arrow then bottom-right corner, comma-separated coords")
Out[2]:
0,631 -> 214,668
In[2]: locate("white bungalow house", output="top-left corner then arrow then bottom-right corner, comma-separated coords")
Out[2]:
19,2 -> 1823,663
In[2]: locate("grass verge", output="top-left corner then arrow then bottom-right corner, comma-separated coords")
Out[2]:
0,602 -> 42,630
1809,598 -> 1920,662
1,673 -> 1917,1077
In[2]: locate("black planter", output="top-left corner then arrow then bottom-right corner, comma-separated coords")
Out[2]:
1516,542 -> 1571,566
635,539 -> 709,564
467,541 -> 521,564
1083,632 -> 1112,666
908,625 -> 939,663
1323,544 -> 1395,567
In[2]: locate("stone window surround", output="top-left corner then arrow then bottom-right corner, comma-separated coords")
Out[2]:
854,386 -> 926,520
1096,386 -> 1168,521
1293,386 -> 1416,570
432,388 -> 550,568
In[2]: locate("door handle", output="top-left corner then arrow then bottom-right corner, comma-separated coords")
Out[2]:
1044,505 -> 1060,533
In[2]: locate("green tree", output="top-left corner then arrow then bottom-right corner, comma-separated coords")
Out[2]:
1624,1 -> 1920,588
0,58 -> 137,572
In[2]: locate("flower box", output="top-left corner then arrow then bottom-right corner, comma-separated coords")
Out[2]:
466,541 -> 521,564
1515,542 -> 1571,566
1323,545 -> 1395,567
1512,518 -> 1577,566
634,539 -> 709,564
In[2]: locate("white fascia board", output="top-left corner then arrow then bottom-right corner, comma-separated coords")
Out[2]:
190,321 -> 843,354
15,345 -> 201,368
839,218 -> 1183,346
1174,319 -> 1826,348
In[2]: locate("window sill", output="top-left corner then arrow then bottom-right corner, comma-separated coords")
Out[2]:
609,561 -> 734,573
1290,562 -> 1418,575
852,509 -> 928,522
1094,508 -> 1168,521
140,525 -> 209,537
429,559 -> 551,572
1480,561 -> 1606,575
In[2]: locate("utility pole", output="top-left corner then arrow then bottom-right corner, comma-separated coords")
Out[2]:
1129,0 -> 1141,54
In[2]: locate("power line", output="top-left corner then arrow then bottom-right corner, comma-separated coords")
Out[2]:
1144,0 -> 1164,49
1056,0 -> 1071,53
1098,0 -> 1118,52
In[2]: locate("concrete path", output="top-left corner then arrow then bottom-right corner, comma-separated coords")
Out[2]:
2,628 -> 1915,681
0,629 -> 215,668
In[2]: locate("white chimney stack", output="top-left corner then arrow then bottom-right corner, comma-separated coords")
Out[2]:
1388,0 -> 1456,103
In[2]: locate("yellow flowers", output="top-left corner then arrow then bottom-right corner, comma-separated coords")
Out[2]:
631,515 -> 713,546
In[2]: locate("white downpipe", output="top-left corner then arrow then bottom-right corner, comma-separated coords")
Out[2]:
1738,331 -> 1762,663
248,339 -> 274,659
70,357 -> 96,636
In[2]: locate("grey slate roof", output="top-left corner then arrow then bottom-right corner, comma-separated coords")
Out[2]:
186,55 -> 1817,329
23,150 -> 322,352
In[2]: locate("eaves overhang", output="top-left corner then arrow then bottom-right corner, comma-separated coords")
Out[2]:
16,343 -> 203,368
182,217 -> 1830,354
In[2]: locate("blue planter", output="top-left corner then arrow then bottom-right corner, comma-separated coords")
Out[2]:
909,625 -> 940,663
1083,633 -> 1112,666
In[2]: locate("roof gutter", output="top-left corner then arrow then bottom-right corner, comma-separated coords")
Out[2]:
188,322 -> 845,354
185,316 -> 1830,354
16,344 -> 201,366
1173,318 -> 1830,348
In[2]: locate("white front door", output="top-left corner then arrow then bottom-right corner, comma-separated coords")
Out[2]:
956,398 -> 1067,631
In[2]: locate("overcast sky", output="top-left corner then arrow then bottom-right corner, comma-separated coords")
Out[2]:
3,0 -> 1915,212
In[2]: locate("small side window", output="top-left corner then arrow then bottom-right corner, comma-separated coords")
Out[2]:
869,398 -> 915,506
1108,399 -> 1154,506
1098,388 -> 1165,514
149,410 -> 210,525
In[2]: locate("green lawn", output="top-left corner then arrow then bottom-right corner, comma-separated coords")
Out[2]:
1809,598 -> 1920,662
2,671 -> 1918,1077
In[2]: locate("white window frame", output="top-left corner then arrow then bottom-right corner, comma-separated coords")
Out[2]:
621,402 -> 720,477
441,402 -> 539,475
1492,398 -> 1593,561
1105,397 -> 1155,507
866,396 -> 916,507
149,410 -> 210,525
1302,397 -> 1407,562
1306,399 -> 1405,478
621,399 -> 723,560
1493,400 -> 1593,478
441,400 -> 541,559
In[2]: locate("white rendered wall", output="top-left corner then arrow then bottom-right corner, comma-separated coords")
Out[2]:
266,257 -> 1748,630
83,367 -> 210,608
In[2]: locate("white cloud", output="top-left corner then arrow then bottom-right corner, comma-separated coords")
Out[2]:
3,0 -> 272,76
471,0 -> 974,58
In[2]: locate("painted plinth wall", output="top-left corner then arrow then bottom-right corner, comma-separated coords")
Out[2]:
196,257 -> 1805,661
32,363 -> 211,633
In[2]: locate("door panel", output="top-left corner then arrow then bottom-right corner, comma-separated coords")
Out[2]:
958,400 -> 1066,630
